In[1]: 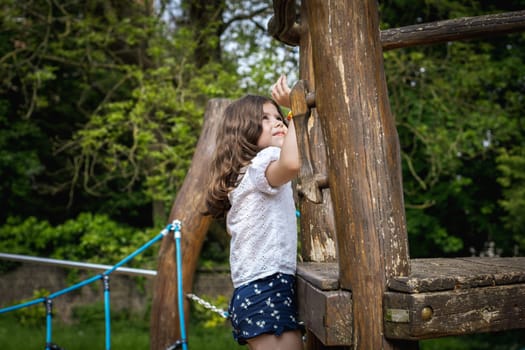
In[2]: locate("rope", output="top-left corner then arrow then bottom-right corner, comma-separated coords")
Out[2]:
0,224 -> 171,349
186,293 -> 229,319
183,209 -> 300,319
173,220 -> 188,350
1,220 -> 235,349
103,275 -> 111,350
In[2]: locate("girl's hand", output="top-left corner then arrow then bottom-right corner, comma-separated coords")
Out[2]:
271,74 -> 291,108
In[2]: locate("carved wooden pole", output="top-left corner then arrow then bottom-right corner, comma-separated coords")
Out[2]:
304,0 -> 411,349
295,1 -> 337,263
150,99 -> 230,350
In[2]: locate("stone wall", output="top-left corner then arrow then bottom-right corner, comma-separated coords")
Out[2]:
0,263 -> 232,323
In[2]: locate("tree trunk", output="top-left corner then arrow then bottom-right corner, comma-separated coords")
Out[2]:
150,99 -> 230,350
184,0 -> 226,68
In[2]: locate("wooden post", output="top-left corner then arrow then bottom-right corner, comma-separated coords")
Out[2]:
304,1 -> 411,349
150,99 -> 230,350
294,0 -> 337,263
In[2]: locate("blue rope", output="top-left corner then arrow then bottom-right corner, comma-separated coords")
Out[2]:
45,298 -> 53,350
49,274 -> 103,299
0,224 -> 173,349
103,275 -> 111,350
173,220 -> 188,350
0,297 -> 46,314
103,231 -> 166,276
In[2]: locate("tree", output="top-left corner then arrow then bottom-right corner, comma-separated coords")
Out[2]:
381,0 -> 525,256
0,0 -> 297,227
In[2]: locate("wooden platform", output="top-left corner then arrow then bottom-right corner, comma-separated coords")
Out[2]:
296,257 -> 525,345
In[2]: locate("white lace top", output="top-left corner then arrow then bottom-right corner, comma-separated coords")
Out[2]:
227,146 -> 297,288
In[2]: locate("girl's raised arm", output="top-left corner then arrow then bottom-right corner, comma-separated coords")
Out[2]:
266,75 -> 300,187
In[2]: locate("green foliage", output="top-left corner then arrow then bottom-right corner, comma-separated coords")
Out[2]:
420,330 -> 525,350
0,0 -> 245,225
11,289 -> 48,327
382,1 -> 525,256
0,107 -> 46,221
0,310 -> 236,350
199,221 -> 230,269
1,0 -> 524,260
71,301 -> 143,324
497,147 -> 525,254
0,213 -> 157,270
190,294 -> 230,329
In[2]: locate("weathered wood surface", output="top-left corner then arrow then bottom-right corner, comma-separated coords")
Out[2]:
270,6 -> 525,51
304,0 -> 411,349
382,10 -> 525,51
270,1 -> 525,348
291,79 -> 337,263
384,283 -> 525,339
298,258 -> 525,343
297,276 -> 352,346
388,257 -> 525,293
297,262 -> 339,290
299,258 -> 525,292
268,0 -> 300,46
150,99 -> 230,350
293,0 -> 338,264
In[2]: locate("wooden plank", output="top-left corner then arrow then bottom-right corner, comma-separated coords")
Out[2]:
297,276 -> 352,346
297,262 -> 339,291
384,284 -> 525,340
382,10 -> 525,51
388,257 -> 525,293
269,6 -> 525,50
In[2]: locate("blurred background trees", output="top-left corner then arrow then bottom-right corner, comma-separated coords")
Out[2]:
0,0 -> 523,265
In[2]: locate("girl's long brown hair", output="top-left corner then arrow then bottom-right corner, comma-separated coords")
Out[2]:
205,95 -> 284,218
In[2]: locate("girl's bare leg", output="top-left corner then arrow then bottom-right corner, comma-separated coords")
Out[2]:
247,330 -> 303,350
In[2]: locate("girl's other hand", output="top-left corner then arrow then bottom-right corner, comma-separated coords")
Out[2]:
271,74 -> 291,109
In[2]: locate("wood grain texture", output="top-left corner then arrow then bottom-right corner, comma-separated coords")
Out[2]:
384,284 -> 525,339
388,257 -> 525,293
382,10 -> 525,50
304,0 -> 410,348
297,276 -> 352,346
294,1 -> 338,265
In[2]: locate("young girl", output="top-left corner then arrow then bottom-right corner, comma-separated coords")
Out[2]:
205,75 -> 303,350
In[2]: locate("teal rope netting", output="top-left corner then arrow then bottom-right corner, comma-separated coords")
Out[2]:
0,210 -> 301,349
0,222 -> 177,350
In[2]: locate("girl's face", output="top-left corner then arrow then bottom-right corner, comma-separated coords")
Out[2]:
257,102 -> 287,149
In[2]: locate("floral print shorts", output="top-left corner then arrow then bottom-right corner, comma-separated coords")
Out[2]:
228,273 -> 302,345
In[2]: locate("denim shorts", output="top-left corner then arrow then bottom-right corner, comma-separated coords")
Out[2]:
228,273 -> 302,345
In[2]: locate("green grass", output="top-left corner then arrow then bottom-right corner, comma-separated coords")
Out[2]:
0,314 -> 239,350
1,312 -> 524,350
420,331 -> 525,350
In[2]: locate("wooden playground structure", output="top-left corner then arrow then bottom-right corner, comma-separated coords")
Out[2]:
150,1 -> 525,349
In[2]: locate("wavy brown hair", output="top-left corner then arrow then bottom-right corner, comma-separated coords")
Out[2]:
205,95 -> 284,218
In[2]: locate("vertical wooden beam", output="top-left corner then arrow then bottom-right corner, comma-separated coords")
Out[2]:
295,0 -> 337,263
304,1 -> 411,349
150,99 -> 230,350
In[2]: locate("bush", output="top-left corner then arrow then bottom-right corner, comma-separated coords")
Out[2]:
12,289 -> 48,327
0,213 -> 158,273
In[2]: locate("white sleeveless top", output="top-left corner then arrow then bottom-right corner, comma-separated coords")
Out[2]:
227,146 -> 297,288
